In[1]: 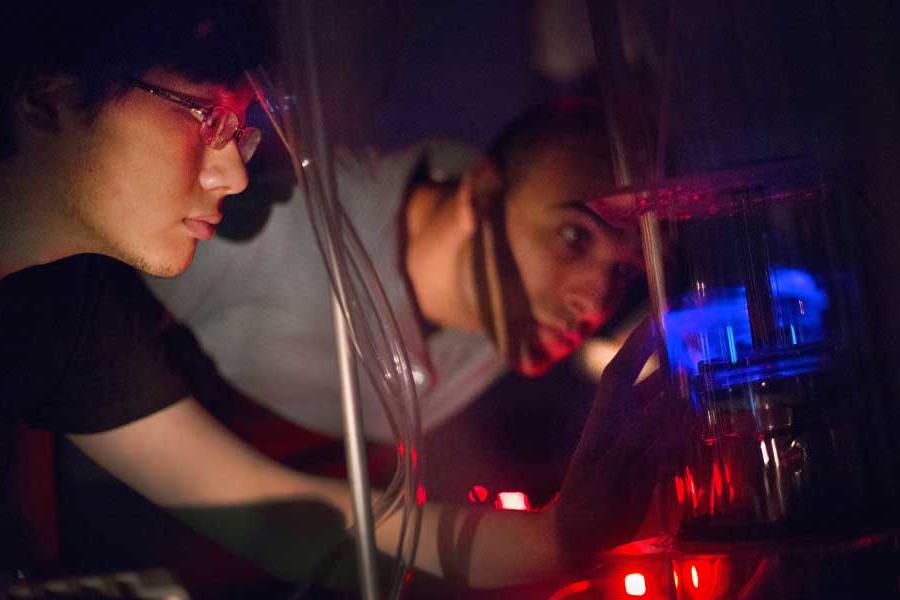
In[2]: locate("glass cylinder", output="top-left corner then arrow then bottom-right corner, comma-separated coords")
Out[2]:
589,0 -> 899,539
637,161 -> 893,538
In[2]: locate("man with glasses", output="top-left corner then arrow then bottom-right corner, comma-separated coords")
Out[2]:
0,0 -> 682,593
0,0 -> 267,569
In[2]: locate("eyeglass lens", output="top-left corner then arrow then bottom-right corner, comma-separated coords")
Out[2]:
200,107 -> 261,163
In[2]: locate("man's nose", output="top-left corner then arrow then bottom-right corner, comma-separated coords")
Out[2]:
564,265 -> 615,322
565,252 -> 642,323
198,141 -> 250,196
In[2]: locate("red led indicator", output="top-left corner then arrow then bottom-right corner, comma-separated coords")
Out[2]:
467,485 -> 489,504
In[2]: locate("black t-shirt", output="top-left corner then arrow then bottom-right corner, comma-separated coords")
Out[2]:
0,254 -> 189,433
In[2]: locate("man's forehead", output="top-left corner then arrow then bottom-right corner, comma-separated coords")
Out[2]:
188,81 -> 255,108
584,192 -> 641,229
218,82 -> 256,107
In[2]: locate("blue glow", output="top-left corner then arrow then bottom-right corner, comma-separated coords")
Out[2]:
706,352 -> 826,388
726,325 -> 738,364
663,267 -> 830,380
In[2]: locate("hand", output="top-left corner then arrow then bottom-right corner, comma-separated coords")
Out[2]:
550,317 -> 690,570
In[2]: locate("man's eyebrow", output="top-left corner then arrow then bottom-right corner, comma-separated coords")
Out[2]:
560,201 -> 620,233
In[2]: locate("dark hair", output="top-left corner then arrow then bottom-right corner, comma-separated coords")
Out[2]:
485,98 -> 613,191
0,0 -> 272,159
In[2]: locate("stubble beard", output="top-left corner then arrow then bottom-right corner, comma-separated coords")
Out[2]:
62,190 -> 192,277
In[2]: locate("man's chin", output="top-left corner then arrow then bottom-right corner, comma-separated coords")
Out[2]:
120,247 -> 195,278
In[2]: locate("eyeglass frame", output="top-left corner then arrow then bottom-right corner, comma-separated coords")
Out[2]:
122,76 -> 261,163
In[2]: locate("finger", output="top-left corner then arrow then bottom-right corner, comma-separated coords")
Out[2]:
641,414 -> 692,468
633,368 -> 666,403
601,317 -> 659,389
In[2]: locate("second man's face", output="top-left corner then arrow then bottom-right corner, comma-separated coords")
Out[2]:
501,145 -> 644,376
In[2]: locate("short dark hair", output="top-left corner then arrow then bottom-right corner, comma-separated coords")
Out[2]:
0,0 -> 272,159
485,98 -> 613,191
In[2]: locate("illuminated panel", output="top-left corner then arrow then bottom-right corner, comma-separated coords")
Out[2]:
496,491 -> 531,511
624,572 -> 647,596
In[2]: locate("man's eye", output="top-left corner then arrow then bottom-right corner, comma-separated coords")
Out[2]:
559,224 -> 592,254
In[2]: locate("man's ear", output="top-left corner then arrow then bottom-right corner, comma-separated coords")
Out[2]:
456,157 -> 505,233
13,75 -> 83,136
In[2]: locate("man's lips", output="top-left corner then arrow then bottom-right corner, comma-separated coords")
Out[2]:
183,215 -> 221,240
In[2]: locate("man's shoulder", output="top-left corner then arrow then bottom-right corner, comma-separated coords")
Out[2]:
0,255 -> 188,432
1,255 -> 133,329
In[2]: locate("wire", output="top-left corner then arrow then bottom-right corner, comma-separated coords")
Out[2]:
245,3 -> 423,594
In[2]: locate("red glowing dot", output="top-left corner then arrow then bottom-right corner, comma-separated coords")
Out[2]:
467,485 -> 490,504
415,485 -> 427,505
624,573 -> 647,596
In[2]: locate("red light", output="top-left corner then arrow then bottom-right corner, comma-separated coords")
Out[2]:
673,557 -> 730,600
724,462 -> 735,502
548,580 -> 592,600
624,572 -> 647,596
415,485 -> 427,505
467,485 -> 490,504
674,475 -> 686,504
684,466 -> 700,510
710,463 -> 723,513
496,491 -> 531,511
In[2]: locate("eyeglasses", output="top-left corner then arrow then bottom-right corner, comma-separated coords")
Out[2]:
125,77 -> 262,163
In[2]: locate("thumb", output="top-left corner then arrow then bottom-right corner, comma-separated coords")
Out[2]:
598,317 -> 659,400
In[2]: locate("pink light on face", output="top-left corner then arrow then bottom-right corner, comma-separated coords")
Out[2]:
624,572 -> 647,596
496,491 -> 531,511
